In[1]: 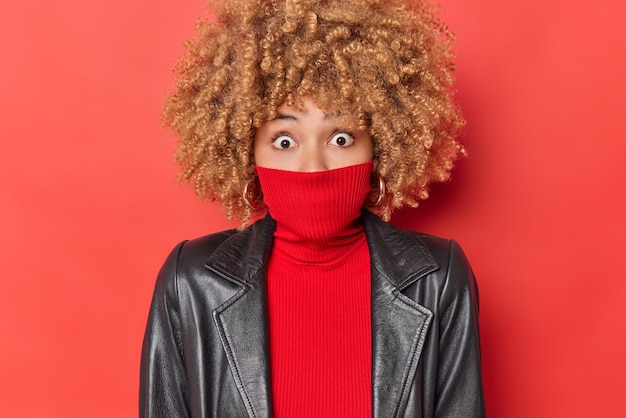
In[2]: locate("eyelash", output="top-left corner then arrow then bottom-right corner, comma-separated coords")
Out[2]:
270,133 -> 296,149
329,130 -> 355,146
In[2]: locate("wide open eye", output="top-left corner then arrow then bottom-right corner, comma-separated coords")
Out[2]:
328,132 -> 354,147
271,134 -> 297,150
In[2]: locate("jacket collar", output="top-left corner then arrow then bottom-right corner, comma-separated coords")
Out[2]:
361,210 -> 439,289
205,215 -> 276,286
206,211 -> 438,288
206,212 -> 439,417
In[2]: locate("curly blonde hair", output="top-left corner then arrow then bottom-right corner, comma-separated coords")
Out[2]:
164,0 -> 465,224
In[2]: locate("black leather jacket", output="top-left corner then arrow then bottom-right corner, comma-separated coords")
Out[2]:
140,211 -> 485,417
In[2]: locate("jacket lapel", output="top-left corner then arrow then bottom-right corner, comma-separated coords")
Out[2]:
206,217 -> 276,418
363,212 -> 439,417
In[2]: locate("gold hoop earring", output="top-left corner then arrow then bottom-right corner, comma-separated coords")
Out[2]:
242,178 -> 266,211
366,172 -> 386,208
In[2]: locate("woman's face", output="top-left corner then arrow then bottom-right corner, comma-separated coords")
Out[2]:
254,97 -> 373,172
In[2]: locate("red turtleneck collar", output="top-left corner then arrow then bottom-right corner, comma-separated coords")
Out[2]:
255,160 -> 373,265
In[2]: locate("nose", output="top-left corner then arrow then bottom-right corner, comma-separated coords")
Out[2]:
297,145 -> 328,172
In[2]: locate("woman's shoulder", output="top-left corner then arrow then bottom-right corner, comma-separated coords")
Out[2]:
397,228 -> 478,311
158,216 -> 277,286
177,228 -> 240,261
363,213 -> 475,297
404,229 -> 471,272
153,228 -> 238,286
363,211 -> 470,268
162,227 -> 247,279
150,227 -> 253,307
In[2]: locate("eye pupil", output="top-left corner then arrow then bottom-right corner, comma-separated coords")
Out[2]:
336,135 -> 347,146
280,139 -> 291,149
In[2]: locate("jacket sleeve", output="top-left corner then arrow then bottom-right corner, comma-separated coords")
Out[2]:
435,240 -> 486,417
140,241 -> 191,418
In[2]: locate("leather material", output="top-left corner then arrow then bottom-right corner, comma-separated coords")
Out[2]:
140,211 -> 485,417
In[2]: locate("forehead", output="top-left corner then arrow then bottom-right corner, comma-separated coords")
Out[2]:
272,96 -> 361,123
278,98 -> 348,116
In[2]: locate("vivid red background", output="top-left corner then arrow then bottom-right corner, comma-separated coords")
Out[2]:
1,0 -> 625,416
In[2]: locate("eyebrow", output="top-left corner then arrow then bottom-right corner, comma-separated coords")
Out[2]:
275,113 -> 297,121
275,109 -> 348,121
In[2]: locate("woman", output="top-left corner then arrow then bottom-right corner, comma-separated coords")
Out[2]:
140,0 -> 485,416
